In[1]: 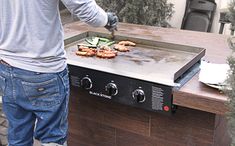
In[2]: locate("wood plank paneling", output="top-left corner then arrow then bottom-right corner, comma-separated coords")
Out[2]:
70,89 -> 150,136
213,115 -> 231,146
68,89 -> 220,146
151,107 -> 214,145
68,115 -> 116,146
116,129 -> 184,146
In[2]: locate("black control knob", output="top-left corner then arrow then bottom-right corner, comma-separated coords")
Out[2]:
132,89 -> 145,103
80,77 -> 92,90
105,83 -> 118,96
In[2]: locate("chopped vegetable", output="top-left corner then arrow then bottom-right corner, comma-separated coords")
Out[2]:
85,37 -> 99,46
104,41 -> 115,46
81,36 -> 116,50
92,37 -> 99,45
77,43 -> 97,48
99,37 -> 110,42
85,38 -> 93,45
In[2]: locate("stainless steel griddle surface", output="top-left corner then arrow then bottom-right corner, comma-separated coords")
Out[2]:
65,32 -> 205,86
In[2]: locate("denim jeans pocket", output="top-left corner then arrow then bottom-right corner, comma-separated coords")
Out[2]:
0,75 -> 6,96
58,69 -> 70,134
21,77 -> 61,107
59,70 -> 69,94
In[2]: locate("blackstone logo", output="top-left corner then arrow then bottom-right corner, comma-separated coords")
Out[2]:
89,91 -> 111,99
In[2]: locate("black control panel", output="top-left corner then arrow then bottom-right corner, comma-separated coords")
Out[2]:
69,65 -> 174,114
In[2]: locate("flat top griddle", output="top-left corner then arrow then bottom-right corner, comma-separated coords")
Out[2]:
65,31 -> 205,86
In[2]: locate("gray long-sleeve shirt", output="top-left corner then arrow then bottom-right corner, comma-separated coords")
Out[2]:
0,0 -> 108,73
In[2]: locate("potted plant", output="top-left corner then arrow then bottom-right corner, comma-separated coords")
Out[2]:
226,36 -> 235,146
226,0 -> 235,35
225,1 -> 235,145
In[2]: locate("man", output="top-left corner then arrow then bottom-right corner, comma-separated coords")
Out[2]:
0,0 -> 118,146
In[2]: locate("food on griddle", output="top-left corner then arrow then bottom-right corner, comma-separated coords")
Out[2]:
76,50 -> 96,57
78,45 -> 89,49
76,37 -> 136,58
113,40 -> 136,52
77,43 -> 97,48
78,46 -> 97,53
118,41 -> 136,46
85,37 -> 99,46
105,41 -> 115,46
114,44 -> 130,52
96,49 -> 117,59
100,45 -> 111,50
99,45 -> 118,54
76,46 -> 97,57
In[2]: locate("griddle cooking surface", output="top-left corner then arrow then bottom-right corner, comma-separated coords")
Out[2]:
65,32 -> 205,86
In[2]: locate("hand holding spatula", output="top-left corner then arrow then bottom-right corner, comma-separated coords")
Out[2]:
105,12 -> 118,39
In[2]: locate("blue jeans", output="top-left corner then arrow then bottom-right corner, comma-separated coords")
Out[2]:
0,63 -> 70,146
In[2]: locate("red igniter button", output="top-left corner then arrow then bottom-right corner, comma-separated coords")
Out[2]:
163,106 -> 170,112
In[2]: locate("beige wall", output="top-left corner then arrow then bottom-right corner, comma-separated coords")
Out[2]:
221,0 -> 229,9
167,0 -> 187,29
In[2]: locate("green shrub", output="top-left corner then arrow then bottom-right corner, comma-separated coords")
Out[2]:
96,0 -> 174,27
226,37 -> 235,146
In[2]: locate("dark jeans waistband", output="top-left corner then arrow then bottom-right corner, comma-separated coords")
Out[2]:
0,60 -> 68,77
0,59 -> 11,67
